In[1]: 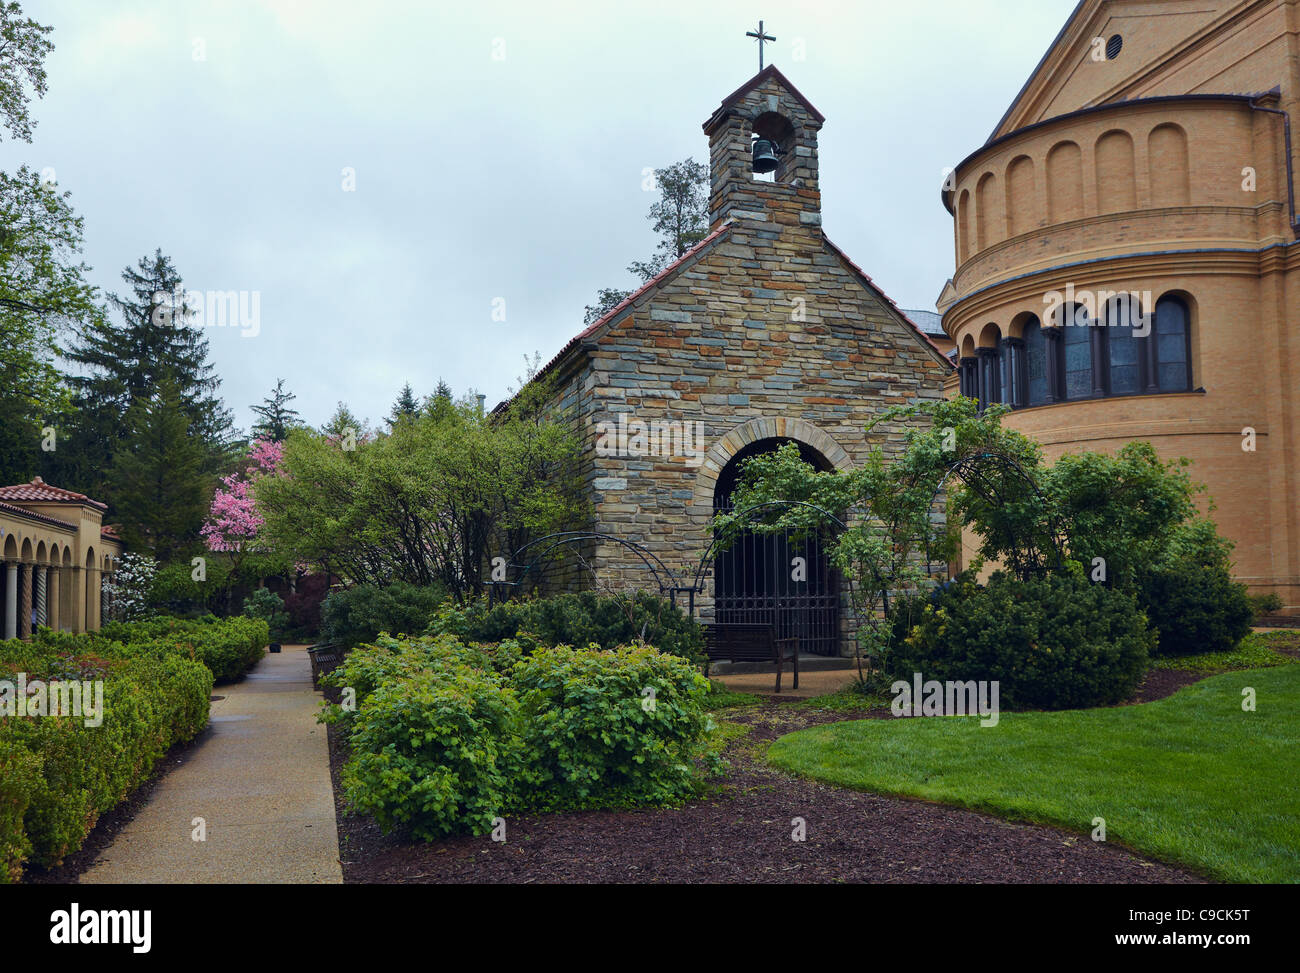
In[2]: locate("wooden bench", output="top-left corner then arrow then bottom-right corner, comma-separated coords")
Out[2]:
306,642 -> 344,689
706,623 -> 799,693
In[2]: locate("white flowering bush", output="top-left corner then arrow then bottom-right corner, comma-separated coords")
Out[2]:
102,552 -> 158,623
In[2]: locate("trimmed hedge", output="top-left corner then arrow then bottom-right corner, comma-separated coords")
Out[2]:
889,571 -> 1153,710
429,591 -> 706,666
0,614 -> 267,880
325,633 -> 714,838
0,645 -> 212,882
96,615 -> 268,682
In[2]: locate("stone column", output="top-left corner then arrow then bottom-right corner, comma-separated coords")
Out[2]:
18,563 -> 32,639
2,562 -> 16,640
1044,328 -> 1062,404
1089,324 -> 1107,399
71,566 -> 85,634
48,567 -> 61,632
958,357 -> 978,398
34,567 -> 47,629
976,347 -> 999,412
87,566 -> 101,632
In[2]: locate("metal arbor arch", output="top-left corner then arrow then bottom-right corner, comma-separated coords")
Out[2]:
490,531 -> 684,604
925,449 -> 1067,577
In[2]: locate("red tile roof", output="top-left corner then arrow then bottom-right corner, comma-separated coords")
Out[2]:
0,477 -> 108,511
0,499 -> 78,531
101,525 -> 121,540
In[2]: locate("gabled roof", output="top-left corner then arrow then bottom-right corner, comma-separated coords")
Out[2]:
0,477 -> 107,511
513,223 -> 952,412
821,236 -> 955,366
902,309 -> 946,337
518,221 -> 736,399
987,0 -> 1089,143
985,0 -> 1257,144
702,64 -> 826,134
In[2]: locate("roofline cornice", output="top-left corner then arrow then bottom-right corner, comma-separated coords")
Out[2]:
943,243 -> 1298,328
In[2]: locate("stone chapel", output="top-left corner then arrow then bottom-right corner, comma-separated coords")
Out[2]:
517,65 -> 952,657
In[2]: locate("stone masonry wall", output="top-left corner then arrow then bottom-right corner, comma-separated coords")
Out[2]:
529,71 -> 952,649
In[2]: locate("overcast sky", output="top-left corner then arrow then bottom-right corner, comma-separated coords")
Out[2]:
6,0 -> 1078,432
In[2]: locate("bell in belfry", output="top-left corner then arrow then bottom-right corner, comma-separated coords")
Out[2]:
752,137 -> 779,174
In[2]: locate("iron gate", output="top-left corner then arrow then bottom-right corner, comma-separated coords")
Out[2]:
712,503 -> 841,656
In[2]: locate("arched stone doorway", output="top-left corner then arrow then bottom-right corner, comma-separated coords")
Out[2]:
710,436 -> 842,656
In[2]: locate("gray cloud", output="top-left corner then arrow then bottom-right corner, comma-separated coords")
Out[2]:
5,0 -> 1076,430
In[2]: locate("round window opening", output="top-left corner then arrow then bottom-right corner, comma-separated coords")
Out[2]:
1106,34 -> 1123,59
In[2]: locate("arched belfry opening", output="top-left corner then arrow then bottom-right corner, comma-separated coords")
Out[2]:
750,111 -> 795,182
712,437 -> 841,656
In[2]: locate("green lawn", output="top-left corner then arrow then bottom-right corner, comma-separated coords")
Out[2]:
767,665 -> 1300,883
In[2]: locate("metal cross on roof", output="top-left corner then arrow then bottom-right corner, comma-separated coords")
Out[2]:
746,20 -> 775,71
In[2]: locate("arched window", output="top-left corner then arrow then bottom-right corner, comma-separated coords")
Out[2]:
1023,317 -> 1049,406
1105,297 -> 1142,395
1155,296 -> 1191,391
1060,305 -> 1093,400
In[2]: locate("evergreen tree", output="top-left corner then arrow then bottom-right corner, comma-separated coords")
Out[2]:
422,380 -> 455,423
110,374 -> 208,563
60,250 -> 235,496
627,157 -> 710,282
582,287 -> 631,326
322,402 -> 368,445
250,378 -> 301,442
388,382 -> 419,427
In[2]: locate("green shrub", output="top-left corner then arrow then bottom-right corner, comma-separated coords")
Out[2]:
429,591 -> 705,665
1248,592 -> 1285,620
341,665 -> 522,840
147,559 -> 233,613
327,634 -> 715,837
511,643 -> 713,809
889,571 -> 1152,710
320,582 -> 448,650
98,615 -> 268,682
1137,562 -> 1254,657
321,632 -> 532,729
242,588 -> 289,638
0,745 -> 39,884
0,648 -> 212,880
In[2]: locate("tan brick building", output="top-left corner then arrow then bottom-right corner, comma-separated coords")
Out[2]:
938,0 -> 1300,606
0,478 -> 123,637
521,66 -> 951,656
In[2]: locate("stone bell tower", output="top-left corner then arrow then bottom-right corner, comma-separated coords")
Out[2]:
701,65 -> 825,232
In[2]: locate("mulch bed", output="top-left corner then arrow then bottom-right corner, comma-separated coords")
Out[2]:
1264,631 -> 1300,660
327,679 -> 1210,884
1126,668 -> 1206,705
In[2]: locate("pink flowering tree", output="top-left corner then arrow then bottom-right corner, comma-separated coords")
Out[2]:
202,438 -> 285,560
